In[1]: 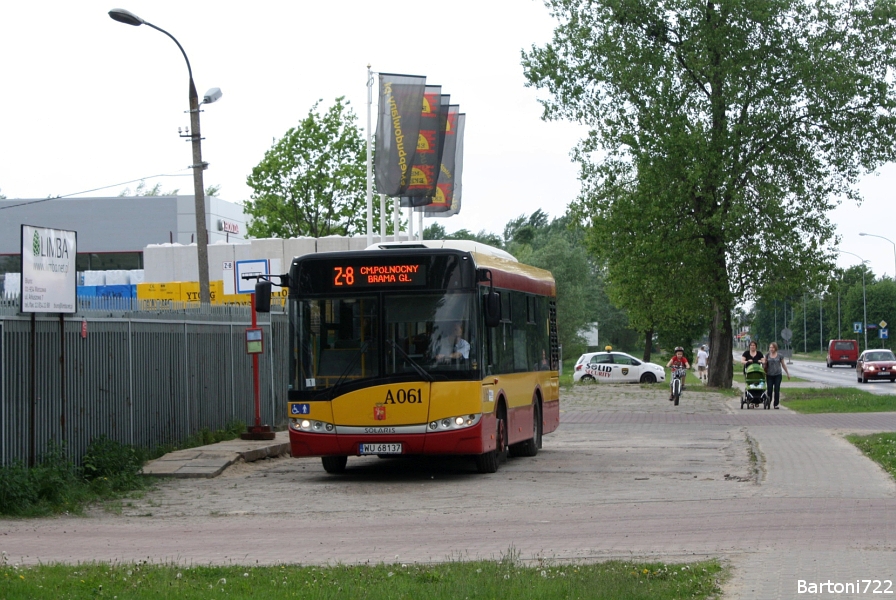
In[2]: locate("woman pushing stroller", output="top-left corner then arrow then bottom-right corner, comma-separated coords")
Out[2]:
741,341 -> 763,370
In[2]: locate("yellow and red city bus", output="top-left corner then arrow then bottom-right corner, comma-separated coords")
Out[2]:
278,241 -> 559,474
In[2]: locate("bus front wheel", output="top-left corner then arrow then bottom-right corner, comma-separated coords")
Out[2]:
321,455 -> 348,474
475,408 -> 507,474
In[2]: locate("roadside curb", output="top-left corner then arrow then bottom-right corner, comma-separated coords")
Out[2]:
141,431 -> 290,478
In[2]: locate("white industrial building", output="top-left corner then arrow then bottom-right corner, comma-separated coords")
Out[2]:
0,195 -> 248,277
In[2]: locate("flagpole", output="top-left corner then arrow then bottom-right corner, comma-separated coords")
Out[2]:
393,199 -> 400,242
366,64 -> 373,247
379,194 -> 385,241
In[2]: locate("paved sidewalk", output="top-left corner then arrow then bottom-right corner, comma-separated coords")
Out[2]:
140,431 -> 289,478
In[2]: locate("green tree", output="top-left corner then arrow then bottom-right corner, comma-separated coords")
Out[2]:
423,226 -> 504,248
117,180 -> 180,197
245,97 -> 374,238
0,188 -> 6,199
423,223 -> 448,240
523,0 -> 896,387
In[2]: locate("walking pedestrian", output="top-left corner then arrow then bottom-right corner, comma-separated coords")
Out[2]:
762,342 -> 790,409
696,345 -> 709,382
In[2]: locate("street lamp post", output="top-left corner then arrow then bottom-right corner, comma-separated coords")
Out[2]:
839,250 -> 869,351
109,8 -> 219,304
859,232 -> 896,281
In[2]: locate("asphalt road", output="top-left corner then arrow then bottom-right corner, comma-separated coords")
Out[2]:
771,357 -> 896,395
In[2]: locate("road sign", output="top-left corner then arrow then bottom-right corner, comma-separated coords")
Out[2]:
881,320 -> 888,329
781,328 -> 793,341
235,259 -> 270,294
854,322 -> 863,333
882,328 -> 889,340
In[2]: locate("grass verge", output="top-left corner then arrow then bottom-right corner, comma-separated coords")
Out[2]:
846,433 -> 896,479
782,388 -> 896,413
0,558 -> 726,600
0,421 -> 246,518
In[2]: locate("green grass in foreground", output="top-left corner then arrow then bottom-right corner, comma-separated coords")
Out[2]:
782,387 -> 896,413
846,433 -> 896,480
0,559 -> 726,600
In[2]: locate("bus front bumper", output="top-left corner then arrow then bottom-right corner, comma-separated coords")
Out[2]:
288,419 -> 488,457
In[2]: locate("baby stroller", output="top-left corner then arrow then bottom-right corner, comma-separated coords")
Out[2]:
741,363 -> 770,409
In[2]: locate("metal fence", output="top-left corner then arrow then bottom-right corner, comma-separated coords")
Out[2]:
0,298 -> 289,466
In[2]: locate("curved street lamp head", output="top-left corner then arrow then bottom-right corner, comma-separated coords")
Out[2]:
108,8 -> 144,26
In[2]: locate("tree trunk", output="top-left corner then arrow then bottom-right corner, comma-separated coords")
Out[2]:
642,328 -> 653,363
707,298 -> 733,387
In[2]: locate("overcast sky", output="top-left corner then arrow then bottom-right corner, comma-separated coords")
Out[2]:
1,1 -> 894,282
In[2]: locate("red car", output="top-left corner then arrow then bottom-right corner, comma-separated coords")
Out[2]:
856,350 -> 896,383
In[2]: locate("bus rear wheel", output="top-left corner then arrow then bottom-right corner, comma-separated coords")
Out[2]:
476,409 -> 507,473
321,455 -> 347,474
510,399 -> 541,458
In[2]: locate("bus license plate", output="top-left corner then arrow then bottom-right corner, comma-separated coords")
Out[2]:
359,443 -> 402,455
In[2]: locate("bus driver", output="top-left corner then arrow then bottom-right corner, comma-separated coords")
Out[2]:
436,322 -> 470,363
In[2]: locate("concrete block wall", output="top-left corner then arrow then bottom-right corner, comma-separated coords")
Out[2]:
142,235 -> 409,283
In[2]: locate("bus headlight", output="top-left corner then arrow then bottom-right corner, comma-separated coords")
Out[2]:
429,414 -> 482,432
290,418 -> 336,434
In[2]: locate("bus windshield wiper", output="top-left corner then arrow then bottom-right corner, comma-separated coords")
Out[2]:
327,342 -> 369,400
388,340 -> 434,382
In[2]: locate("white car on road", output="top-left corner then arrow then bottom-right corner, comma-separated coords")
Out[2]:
573,351 -> 666,384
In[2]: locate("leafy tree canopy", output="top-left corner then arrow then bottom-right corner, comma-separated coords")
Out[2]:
524,0 -> 896,386
117,180 -> 180,197
245,97 -> 377,238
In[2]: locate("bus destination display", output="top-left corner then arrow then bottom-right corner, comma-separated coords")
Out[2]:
332,263 -> 426,288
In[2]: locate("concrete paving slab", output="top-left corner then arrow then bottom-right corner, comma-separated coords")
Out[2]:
140,431 -> 289,478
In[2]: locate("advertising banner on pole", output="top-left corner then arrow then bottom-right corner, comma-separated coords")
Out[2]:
20,224 -> 77,314
374,73 -> 427,197
400,88 -> 449,206
422,105 -> 459,213
426,113 -> 465,218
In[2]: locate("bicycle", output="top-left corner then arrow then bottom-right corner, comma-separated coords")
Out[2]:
669,366 -> 687,406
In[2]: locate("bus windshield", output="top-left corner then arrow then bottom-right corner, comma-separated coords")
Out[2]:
289,291 -> 477,394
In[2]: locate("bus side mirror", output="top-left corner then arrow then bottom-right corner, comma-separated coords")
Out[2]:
255,281 -> 272,313
484,291 -> 501,328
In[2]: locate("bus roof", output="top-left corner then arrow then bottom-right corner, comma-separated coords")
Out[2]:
366,239 -> 518,262
473,250 -> 555,297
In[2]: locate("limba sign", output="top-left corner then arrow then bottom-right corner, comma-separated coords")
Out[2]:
20,224 -> 77,314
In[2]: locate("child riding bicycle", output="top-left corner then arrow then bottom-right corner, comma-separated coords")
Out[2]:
666,347 -> 690,401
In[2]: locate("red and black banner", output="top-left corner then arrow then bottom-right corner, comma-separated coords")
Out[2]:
400,87 -> 449,206
420,105 -> 459,213
424,113 -> 465,217
374,73 -> 427,197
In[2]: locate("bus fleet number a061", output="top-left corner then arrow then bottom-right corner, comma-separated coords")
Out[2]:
383,388 -> 423,404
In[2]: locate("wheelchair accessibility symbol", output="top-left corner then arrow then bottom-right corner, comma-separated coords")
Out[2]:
290,403 -> 310,415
